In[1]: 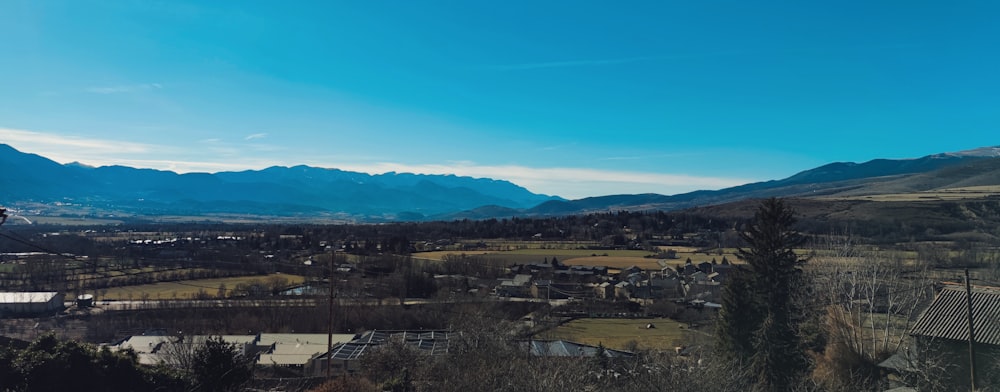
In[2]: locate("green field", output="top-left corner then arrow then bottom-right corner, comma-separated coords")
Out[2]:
97,273 -> 306,300
535,317 -> 696,351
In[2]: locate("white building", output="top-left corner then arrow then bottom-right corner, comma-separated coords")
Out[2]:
0,292 -> 65,316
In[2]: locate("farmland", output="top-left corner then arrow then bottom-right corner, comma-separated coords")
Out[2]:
413,245 -> 741,270
820,185 -> 1000,202
97,273 -> 307,300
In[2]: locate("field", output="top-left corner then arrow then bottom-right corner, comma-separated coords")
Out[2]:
414,246 -> 741,271
97,273 -> 306,300
415,248 -> 655,261
535,317 -> 697,351
820,185 -> 1000,202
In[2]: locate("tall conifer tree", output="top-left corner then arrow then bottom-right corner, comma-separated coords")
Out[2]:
716,198 -> 809,391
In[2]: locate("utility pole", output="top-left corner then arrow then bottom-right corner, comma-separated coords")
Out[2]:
965,268 -> 977,391
326,249 -> 335,379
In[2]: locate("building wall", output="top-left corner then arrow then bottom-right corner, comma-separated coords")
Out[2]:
913,336 -> 1000,389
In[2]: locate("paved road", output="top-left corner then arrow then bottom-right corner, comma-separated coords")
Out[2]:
68,296 -> 562,311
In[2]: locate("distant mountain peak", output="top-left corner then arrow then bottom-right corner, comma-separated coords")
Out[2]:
938,146 -> 1000,158
65,161 -> 95,169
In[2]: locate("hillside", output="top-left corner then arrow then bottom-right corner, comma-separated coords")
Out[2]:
449,148 -> 1000,219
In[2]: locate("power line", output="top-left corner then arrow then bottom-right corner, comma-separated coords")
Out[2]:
0,231 -> 79,260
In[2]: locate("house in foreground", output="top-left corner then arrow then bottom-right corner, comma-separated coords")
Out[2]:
886,284 -> 1000,389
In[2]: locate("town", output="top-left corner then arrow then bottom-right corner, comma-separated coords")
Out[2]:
2,200 -> 999,391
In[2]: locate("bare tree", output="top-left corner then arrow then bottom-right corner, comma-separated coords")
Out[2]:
811,236 -> 934,389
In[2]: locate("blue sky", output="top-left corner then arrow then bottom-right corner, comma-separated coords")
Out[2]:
1,1 -> 997,199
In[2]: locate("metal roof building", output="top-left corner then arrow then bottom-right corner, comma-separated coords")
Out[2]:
255,333 -> 354,367
0,292 -> 65,316
904,283 -> 1000,390
910,284 -> 1000,346
111,335 -> 173,365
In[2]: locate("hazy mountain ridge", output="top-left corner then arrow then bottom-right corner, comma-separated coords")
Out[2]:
0,144 -> 560,220
3,143 -> 1000,222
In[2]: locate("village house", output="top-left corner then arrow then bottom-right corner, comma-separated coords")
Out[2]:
614,281 -> 633,299
900,284 -> 1000,389
495,274 -> 532,297
595,282 -> 614,299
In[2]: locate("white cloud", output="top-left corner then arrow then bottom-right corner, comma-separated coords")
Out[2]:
86,158 -> 283,174
0,127 -> 754,199
0,128 -> 152,155
86,83 -> 162,94
325,162 -> 753,199
244,133 -> 267,141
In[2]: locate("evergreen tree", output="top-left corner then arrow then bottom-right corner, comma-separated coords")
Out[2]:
716,266 -> 761,363
190,336 -> 253,392
2,333 -> 184,391
716,198 -> 809,391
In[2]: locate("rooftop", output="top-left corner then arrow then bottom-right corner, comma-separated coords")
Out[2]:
0,292 -> 60,303
910,284 -> 1000,346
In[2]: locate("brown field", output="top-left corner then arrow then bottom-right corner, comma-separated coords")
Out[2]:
413,248 -> 658,265
414,246 -> 744,271
535,317 -> 694,351
820,185 -> 1000,202
98,273 -> 307,300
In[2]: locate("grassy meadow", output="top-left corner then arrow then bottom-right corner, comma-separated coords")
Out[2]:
535,317 -> 694,351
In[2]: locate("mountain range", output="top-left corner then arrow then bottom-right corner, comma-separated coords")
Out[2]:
0,144 -> 558,221
2,143 -> 999,222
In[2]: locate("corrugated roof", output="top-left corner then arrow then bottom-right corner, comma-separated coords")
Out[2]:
910,285 -> 1000,346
